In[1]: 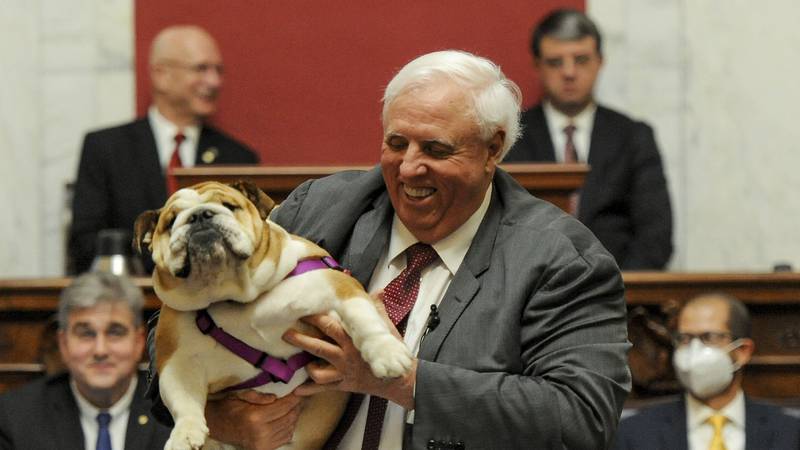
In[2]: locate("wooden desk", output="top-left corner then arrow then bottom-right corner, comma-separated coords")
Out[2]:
174,163 -> 589,212
3,272 -> 799,401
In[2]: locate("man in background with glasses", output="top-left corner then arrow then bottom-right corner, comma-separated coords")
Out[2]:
613,293 -> 800,449
69,25 -> 259,275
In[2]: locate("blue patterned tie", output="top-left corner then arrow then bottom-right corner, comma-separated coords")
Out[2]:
96,412 -> 112,450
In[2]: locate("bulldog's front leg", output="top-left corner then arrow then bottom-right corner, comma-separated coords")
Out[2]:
336,296 -> 413,378
160,359 -> 211,450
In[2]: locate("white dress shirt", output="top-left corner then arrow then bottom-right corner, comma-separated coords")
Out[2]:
338,185 -> 493,450
686,390 -> 746,450
543,101 -> 596,163
71,375 -> 138,450
148,106 -> 200,169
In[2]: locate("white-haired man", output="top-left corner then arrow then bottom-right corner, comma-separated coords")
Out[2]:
152,49 -> 631,449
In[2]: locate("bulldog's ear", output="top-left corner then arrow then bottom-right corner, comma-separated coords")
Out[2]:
229,180 -> 276,220
132,209 -> 161,254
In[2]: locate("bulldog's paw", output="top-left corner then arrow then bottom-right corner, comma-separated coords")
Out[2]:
165,416 -> 209,450
360,334 -> 413,378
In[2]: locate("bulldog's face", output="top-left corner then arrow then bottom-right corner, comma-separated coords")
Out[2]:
134,181 -> 275,308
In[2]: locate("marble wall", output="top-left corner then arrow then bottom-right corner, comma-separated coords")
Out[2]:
2,0 -> 798,276
0,0 -> 135,277
589,0 -> 800,271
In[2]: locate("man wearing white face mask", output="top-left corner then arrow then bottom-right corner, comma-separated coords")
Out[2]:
613,293 -> 800,450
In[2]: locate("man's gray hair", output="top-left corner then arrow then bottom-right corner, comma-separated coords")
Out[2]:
382,50 -> 522,161
58,272 -> 145,329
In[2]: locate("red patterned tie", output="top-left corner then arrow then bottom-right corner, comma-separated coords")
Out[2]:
324,243 -> 438,450
563,124 -> 580,215
166,132 -> 185,195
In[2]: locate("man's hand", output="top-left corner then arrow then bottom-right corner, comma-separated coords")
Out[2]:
282,294 -> 417,410
205,391 -> 302,450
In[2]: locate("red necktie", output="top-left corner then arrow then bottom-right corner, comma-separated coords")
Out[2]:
324,243 -> 438,450
166,132 -> 185,195
563,124 -> 580,214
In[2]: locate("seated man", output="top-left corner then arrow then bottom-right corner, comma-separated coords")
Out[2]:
0,272 -> 171,450
151,49 -> 631,449
505,9 -> 673,270
69,25 -> 259,274
613,293 -> 800,449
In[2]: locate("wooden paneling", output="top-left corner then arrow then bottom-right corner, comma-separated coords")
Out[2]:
3,273 -> 799,402
174,163 -> 589,212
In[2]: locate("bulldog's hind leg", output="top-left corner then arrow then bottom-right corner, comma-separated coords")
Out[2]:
160,361 -> 211,450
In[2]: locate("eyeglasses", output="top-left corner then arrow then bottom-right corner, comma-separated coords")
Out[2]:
161,60 -> 224,75
672,331 -> 734,347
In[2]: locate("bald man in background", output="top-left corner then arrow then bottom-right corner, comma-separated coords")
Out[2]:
69,25 -> 259,274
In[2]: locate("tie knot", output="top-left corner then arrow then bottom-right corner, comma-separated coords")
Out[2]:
707,413 -> 728,430
405,243 -> 438,272
563,124 -> 576,137
174,132 -> 186,145
96,412 -> 111,427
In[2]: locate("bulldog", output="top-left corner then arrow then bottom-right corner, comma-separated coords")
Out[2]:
133,181 -> 413,450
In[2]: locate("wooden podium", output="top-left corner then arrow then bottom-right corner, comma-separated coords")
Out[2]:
174,163 -> 589,212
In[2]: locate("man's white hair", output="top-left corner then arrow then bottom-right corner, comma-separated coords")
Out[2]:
382,50 -> 522,161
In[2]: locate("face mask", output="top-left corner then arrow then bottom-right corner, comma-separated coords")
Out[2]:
672,338 -> 743,399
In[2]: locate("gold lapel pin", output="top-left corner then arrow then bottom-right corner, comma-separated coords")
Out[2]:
201,147 -> 219,164
138,415 -> 149,425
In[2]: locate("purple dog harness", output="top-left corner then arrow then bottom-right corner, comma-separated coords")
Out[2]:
195,256 -> 350,393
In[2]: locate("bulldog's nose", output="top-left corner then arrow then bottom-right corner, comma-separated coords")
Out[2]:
188,209 -> 215,224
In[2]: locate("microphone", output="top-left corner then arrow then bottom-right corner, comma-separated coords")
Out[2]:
426,305 -> 440,332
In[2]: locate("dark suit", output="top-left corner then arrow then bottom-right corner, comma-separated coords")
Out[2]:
69,117 -> 259,274
269,166 -> 631,449
612,395 -> 800,450
0,373 -> 171,450
505,104 -> 673,270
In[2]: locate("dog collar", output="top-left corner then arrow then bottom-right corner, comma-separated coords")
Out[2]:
286,255 -> 351,278
196,309 -> 314,392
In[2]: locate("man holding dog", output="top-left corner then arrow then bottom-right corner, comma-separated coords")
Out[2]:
195,49 -> 630,449
69,25 -> 259,274
0,272 -> 171,449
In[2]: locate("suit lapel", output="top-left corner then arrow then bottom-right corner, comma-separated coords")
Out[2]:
744,398 -> 772,450
342,194 -> 393,288
580,107 -> 616,221
659,398 -> 689,450
132,118 -> 167,206
50,379 -> 86,449
529,105 -> 557,161
124,378 -> 156,450
417,184 -> 500,361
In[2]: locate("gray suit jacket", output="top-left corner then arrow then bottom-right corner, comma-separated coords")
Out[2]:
0,373 -> 171,450
271,166 -> 631,449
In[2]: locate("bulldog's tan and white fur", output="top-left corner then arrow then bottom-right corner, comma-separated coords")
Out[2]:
134,181 -> 412,450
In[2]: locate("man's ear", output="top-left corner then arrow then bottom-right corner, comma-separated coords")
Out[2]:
132,209 -> 161,255
733,337 -> 755,367
229,180 -> 276,220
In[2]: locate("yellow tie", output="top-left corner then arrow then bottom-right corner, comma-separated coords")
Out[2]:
707,414 -> 728,450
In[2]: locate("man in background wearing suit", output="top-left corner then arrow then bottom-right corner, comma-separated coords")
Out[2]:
613,293 -> 800,449
192,49 -> 630,449
69,25 -> 259,274
0,272 -> 171,450
505,9 -> 673,270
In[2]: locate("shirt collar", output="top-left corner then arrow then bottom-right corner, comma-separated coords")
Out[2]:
387,183 -> 492,275
685,390 -> 746,430
148,106 -> 200,143
543,100 -> 596,134
70,375 -> 138,420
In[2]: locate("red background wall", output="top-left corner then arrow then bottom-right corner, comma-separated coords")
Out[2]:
135,0 -> 582,165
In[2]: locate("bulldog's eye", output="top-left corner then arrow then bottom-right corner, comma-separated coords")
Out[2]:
167,216 -> 176,229
222,202 -> 239,211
